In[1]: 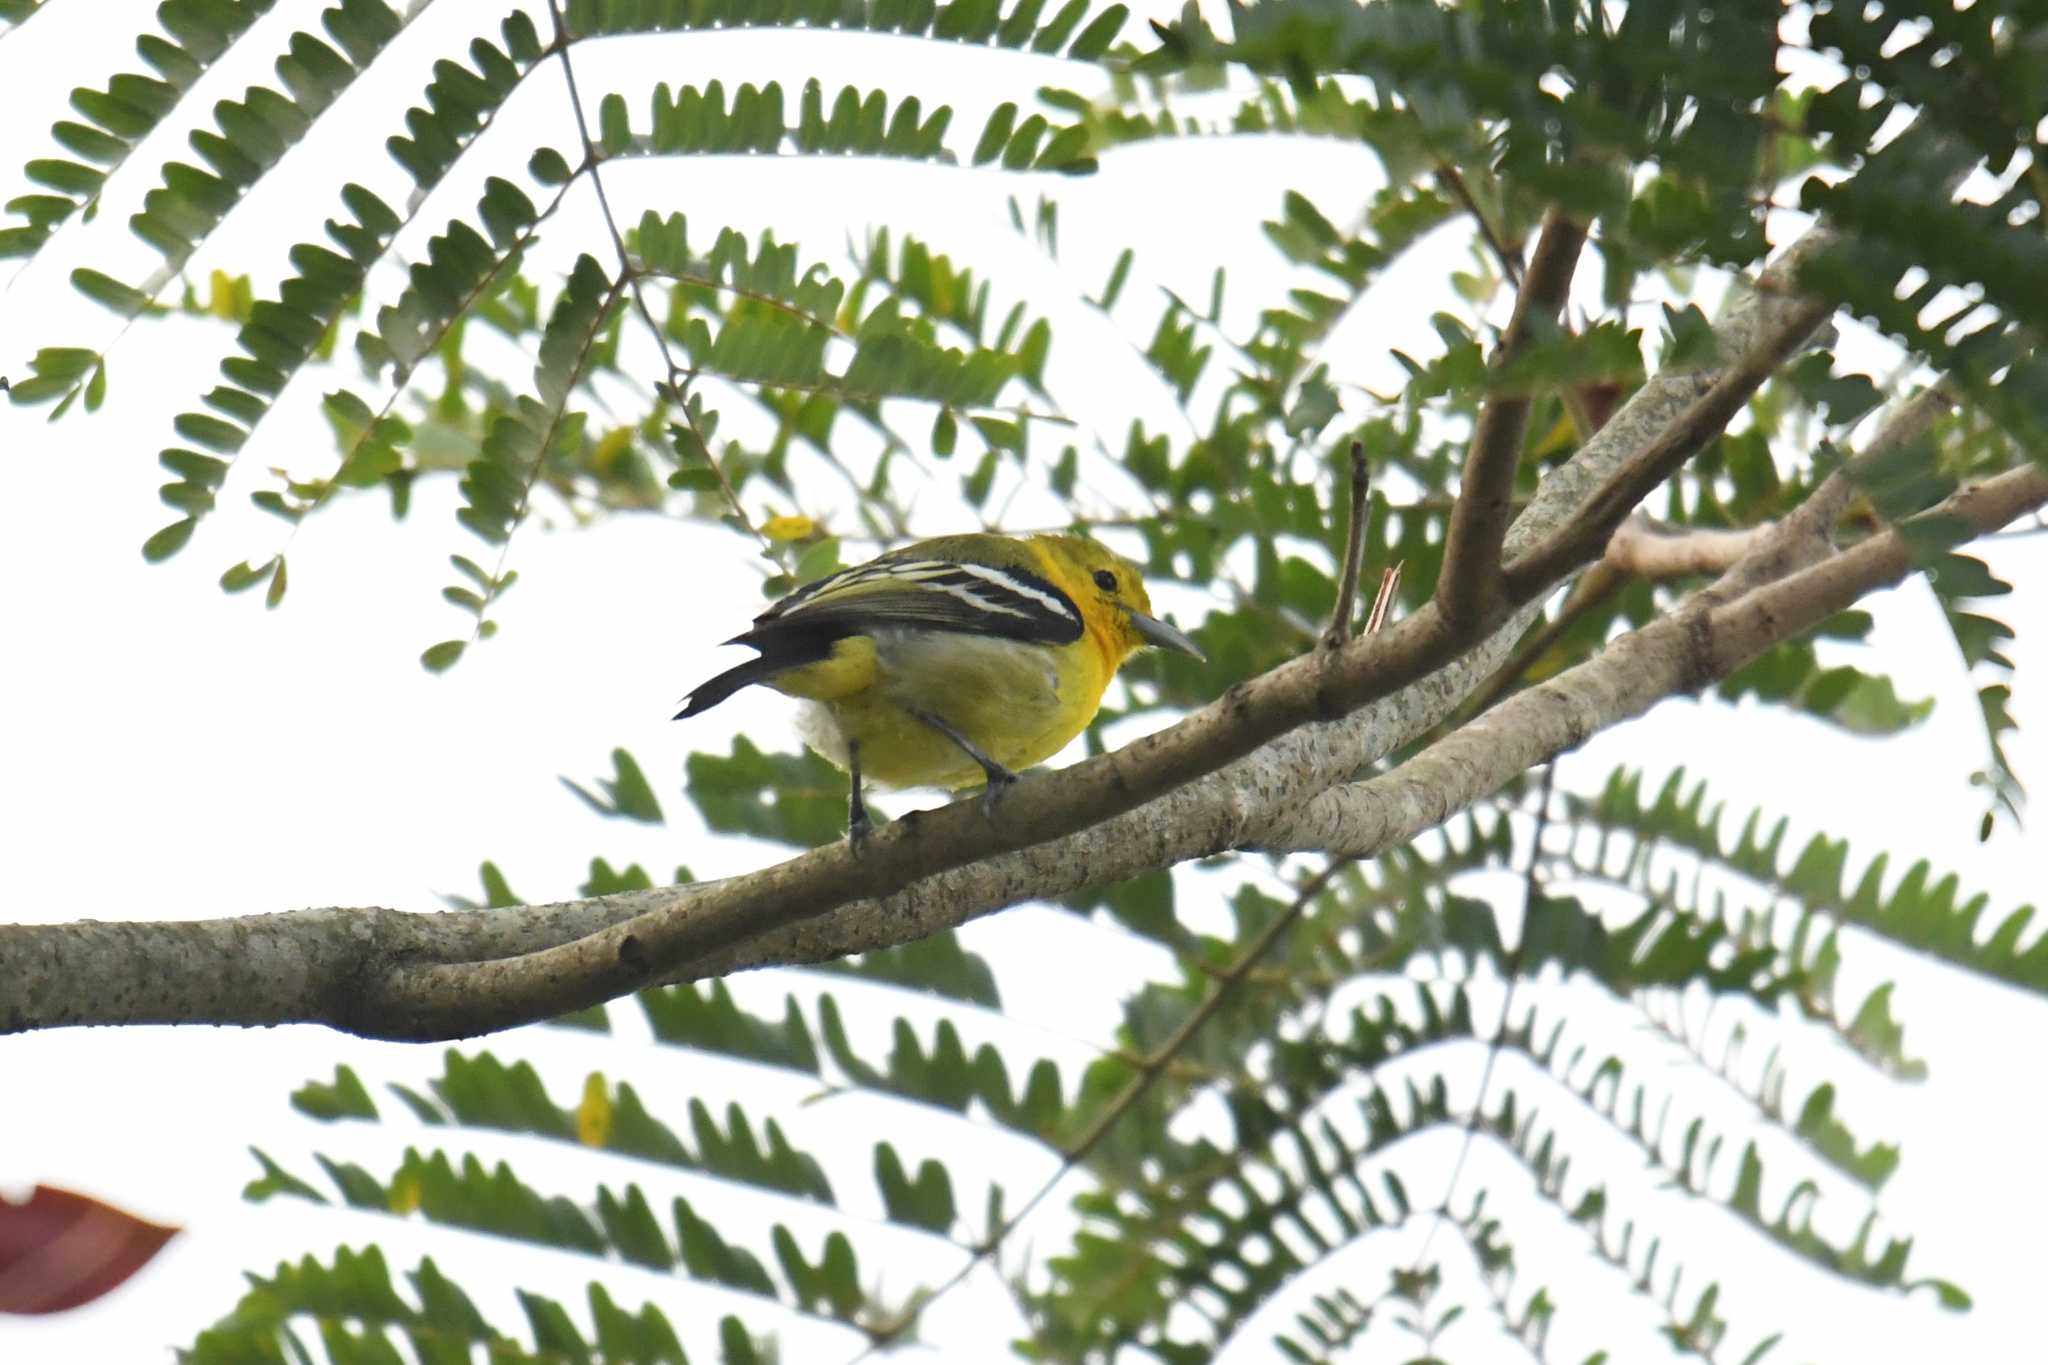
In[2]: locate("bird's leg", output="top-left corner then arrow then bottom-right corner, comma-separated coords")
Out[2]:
909,708 -> 1018,820
846,739 -> 874,852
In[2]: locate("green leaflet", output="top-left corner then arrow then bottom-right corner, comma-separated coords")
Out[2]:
182,1244 -> 708,1365
561,0 -> 1131,60
1579,767 -> 2047,998
562,746 -> 666,824
239,1129 -> 872,1334
3,0 -> 280,259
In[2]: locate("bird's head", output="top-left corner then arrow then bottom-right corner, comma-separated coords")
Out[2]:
1039,535 -> 1204,664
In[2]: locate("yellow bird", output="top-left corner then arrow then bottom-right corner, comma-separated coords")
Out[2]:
677,532 -> 1203,839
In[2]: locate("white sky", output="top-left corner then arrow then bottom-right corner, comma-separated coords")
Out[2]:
2,3 -> 2044,1363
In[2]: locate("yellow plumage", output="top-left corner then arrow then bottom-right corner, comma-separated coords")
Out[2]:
677,532 -> 1202,836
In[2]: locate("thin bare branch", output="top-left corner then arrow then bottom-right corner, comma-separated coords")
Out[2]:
1323,441 -> 1373,647
1366,562 -> 1403,637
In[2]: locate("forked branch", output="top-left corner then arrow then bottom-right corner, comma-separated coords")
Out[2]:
1253,457 -> 2048,856
0,217 -> 1984,1039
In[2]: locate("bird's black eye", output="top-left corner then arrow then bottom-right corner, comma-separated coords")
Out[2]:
1092,568 -> 1119,593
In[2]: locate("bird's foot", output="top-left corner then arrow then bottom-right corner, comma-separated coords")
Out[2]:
847,799 -> 876,856
979,768 -> 1018,822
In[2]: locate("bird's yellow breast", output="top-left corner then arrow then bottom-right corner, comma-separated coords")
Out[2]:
777,628 -> 1114,790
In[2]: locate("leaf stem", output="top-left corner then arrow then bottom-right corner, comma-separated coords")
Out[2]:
544,0 -> 765,550
845,857 -> 1357,1362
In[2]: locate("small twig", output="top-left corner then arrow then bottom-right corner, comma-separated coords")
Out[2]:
845,857 -> 1357,1362
1323,441 -> 1374,647
1365,562 -> 1403,637
1436,163 -> 1523,289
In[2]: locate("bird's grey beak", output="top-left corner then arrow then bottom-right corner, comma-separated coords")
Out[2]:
1126,609 -> 1205,660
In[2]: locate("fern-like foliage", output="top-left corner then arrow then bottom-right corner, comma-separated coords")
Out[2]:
3,0 -> 2043,1362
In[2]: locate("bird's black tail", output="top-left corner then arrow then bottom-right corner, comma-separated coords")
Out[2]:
674,656 -> 782,719
675,625 -> 842,720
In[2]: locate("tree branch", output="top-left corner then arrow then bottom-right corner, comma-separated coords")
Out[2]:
0,220 -> 1877,1040
1260,384 -> 1952,854
1602,383 -> 1955,585
1603,516 -> 1768,578
1436,209 -> 1588,626
1455,382 -> 1956,732
1502,293 -> 1836,595
1252,462 -> 2048,855
1719,382 -> 1954,593
1503,226 -> 1839,569
1434,561 -> 1626,737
